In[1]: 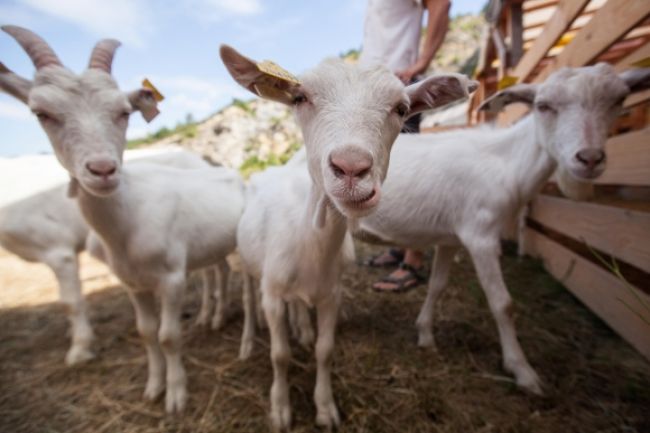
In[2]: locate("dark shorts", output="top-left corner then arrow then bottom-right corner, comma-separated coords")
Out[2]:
402,112 -> 421,134
402,77 -> 421,134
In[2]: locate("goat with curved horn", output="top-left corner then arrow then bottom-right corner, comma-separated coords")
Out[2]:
88,39 -> 121,74
1,25 -> 62,69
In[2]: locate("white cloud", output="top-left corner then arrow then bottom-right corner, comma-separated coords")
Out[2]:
0,100 -> 32,121
186,0 -> 263,23
201,0 -> 262,15
19,0 -> 154,48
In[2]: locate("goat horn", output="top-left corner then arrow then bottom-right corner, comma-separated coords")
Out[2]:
88,39 -> 121,73
2,25 -> 62,70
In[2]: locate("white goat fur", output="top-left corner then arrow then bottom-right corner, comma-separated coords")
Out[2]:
0,26 -> 246,413
356,64 -> 650,394
220,45 -> 476,430
0,148 -> 226,366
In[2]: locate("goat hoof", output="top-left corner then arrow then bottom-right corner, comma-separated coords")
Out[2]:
211,314 -> 225,331
65,346 -> 95,366
269,404 -> 291,431
511,365 -> 543,396
316,402 -> 340,430
165,385 -> 187,413
298,330 -> 315,350
143,379 -> 164,401
194,313 -> 210,328
416,332 -> 435,349
518,375 -> 544,396
239,340 -> 254,360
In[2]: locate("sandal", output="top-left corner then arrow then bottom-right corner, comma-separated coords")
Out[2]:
372,262 -> 425,293
363,248 -> 405,267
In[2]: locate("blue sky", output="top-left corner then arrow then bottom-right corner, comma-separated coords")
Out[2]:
0,0 -> 485,157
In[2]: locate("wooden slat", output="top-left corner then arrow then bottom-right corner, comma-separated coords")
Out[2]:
529,195 -> 650,272
523,0 -> 560,13
525,227 -> 650,360
595,128 -> 650,185
624,88 -> 650,108
510,2 -> 525,65
614,42 -> 650,72
533,0 -> 650,83
514,0 -> 590,82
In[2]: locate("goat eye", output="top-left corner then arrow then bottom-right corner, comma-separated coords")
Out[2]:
293,93 -> 307,105
536,102 -> 555,114
395,103 -> 409,117
34,111 -> 52,122
120,111 -> 131,119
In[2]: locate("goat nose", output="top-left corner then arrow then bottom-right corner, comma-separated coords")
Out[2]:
86,159 -> 117,177
329,148 -> 373,180
576,149 -> 605,169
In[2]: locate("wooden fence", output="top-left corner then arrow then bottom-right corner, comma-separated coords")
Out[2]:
472,0 -> 650,359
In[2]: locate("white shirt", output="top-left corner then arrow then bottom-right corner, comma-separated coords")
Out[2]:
359,0 -> 424,72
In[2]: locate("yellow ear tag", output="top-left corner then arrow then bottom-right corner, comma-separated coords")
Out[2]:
252,61 -> 301,102
498,75 -> 519,90
631,57 -> 650,68
142,78 -> 165,102
256,60 -> 300,85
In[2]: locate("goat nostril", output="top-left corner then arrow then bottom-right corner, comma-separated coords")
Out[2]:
595,152 -> 605,165
329,160 -> 346,179
357,167 -> 371,178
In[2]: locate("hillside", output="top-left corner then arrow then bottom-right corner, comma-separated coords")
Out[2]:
130,14 -> 485,172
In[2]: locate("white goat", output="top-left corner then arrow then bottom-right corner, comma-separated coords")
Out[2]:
220,45 -> 476,430
355,64 -> 650,394
0,26 -> 246,413
0,148 -> 226,366
0,183 -> 92,364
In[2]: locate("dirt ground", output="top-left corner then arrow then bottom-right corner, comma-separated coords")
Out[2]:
1,242 -> 649,433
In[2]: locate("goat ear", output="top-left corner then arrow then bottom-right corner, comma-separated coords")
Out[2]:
405,74 -> 478,117
619,68 -> 650,93
127,88 -> 159,122
219,44 -> 302,106
0,62 -> 32,104
478,84 -> 537,113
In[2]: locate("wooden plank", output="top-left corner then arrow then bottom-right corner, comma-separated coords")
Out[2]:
525,227 -> 650,360
510,2 -> 524,65
595,128 -> 650,185
514,0 -> 590,82
528,195 -> 650,272
624,88 -> 650,108
533,0 -> 650,83
523,0 -> 560,13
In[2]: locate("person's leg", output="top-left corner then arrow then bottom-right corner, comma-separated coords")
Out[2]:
372,248 -> 425,292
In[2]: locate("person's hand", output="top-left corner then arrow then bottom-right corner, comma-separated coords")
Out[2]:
395,61 -> 426,84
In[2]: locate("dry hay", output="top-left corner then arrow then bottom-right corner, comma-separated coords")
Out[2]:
0,242 -> 649,433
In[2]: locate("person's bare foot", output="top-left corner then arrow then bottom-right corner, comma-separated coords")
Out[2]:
372,262 -> 424,292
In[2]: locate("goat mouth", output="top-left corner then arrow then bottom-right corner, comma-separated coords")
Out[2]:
570,166 -> 605,180
81,177 -> 120,196
340,188 -> 380,210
